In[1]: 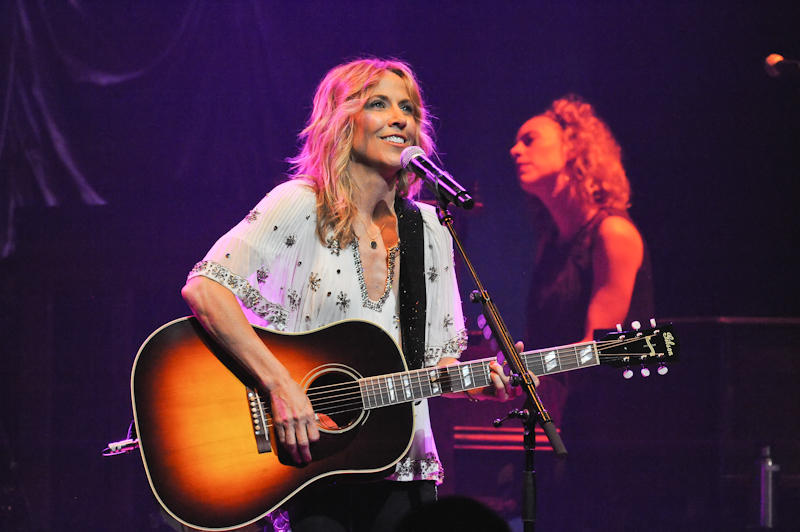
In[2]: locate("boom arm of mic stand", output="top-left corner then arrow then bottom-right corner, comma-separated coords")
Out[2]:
434,205 -> 567,458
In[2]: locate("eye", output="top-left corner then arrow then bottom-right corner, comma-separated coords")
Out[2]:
400,103 -> 414,114
368,99 -> 386,109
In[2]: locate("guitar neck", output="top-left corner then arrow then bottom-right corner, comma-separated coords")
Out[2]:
360,340 -> 599,409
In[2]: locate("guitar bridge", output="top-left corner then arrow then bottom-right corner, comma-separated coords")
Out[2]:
247,387 -> 272,454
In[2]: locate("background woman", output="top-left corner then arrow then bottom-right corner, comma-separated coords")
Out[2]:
510,95 -> 654,531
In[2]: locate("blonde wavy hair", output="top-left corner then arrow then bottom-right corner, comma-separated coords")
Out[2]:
545,95 -> 630,210
288,57 -> 436,245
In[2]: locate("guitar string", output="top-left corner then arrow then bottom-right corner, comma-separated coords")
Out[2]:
306,365 -> 495,412
273,334 -> 658,414
255,365 -> 497,425
253,333 -> 663,423
298,333 -> 656,402
302,363 -> 495,405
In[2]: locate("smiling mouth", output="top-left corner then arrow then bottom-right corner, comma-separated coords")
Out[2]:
381,135 -> 406,145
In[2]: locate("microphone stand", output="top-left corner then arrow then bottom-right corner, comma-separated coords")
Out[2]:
433,198 -> 567,532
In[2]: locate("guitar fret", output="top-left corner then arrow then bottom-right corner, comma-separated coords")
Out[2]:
415,368 -> 432,400
520,341 -> 600,377
429,367 -> 442,395
578,344 -> 596,366
440,366 -> 456,394
477,361 -> 492,388
371,376 -> 381,407
458,364 -> 470,391
379,375 -> 391,405
359,379 -> 369,409
374,376 -> 387,407
386,376 -> 396,403
542,349 -> 561,373
466,362 -> 484,392
361,341 -> 603,412
401,374 -> 412,400
524,351 -> 546,376
362,377 -> 374,409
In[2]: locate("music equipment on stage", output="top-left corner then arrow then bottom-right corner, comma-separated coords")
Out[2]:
131,317 -> 678,531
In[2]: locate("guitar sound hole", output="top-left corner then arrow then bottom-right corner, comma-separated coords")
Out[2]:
308,370 -> 363,432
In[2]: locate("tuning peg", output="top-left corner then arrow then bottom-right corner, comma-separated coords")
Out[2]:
616,323 -> 623,333
657,363 -> 669,376
623,367 -> 634,379
640,365 -> 651,377
650,318 -> 657,328
631,321 -> 641,331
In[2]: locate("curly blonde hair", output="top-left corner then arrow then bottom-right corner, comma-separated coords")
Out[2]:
545,95 -> 630,210
288,57 -> 436,246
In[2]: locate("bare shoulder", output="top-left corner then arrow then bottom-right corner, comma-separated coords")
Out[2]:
597,215 -> 643,249
594,215 -> 643,268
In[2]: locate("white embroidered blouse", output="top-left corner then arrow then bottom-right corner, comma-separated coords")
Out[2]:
187,179 -> 467,484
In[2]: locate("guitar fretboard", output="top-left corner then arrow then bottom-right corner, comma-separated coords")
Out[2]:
360,341 -> 599,409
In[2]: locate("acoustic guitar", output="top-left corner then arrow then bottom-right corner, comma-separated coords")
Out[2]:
131,317 -> 678,530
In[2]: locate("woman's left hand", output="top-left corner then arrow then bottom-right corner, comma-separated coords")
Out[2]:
480,341 -> 540,401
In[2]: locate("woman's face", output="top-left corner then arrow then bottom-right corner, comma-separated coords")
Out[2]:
350,72 -> 417,177
510,115 -> 569,196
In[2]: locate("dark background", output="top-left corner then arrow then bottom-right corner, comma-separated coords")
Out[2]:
1,1 -> 799,531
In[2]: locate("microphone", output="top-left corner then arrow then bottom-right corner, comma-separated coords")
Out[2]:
765,54 -> 800,78
400,146 -> 475,210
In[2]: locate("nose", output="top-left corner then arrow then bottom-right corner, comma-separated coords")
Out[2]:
510,141 -> 523,160
389,105 -> 408,129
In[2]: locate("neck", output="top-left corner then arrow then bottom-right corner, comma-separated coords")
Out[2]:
350,165 -> 399,218
535,180 -> 598,242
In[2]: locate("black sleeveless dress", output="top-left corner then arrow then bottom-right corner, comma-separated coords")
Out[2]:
525,207 -> 653,351
526,208 -> 659,532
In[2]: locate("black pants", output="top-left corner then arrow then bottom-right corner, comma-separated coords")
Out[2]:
283,480 -> 437,532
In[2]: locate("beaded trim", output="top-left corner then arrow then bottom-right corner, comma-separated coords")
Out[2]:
389,452 -> 444,484
188,261 -> 289,331
424,328 -> 468,365
351,239 -> 400,312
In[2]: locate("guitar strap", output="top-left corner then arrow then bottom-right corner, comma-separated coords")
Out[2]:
395,195 -> 426,371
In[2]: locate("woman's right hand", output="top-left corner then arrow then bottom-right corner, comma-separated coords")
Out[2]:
182,276 -> 321,463
267,376 -> 320,464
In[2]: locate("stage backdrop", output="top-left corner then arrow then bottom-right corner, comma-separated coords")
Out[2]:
1,1 -> 799,531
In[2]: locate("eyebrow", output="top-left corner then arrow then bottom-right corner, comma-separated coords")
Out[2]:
369,94 -> 413,106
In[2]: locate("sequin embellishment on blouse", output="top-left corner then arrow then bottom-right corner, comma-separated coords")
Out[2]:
327,236 -> 341,256
336,292 -> 350,312
426,266 -> 439,282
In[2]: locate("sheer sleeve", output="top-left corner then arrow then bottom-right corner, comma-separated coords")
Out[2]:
419,203 -> 467,366
186,180 -> 317,330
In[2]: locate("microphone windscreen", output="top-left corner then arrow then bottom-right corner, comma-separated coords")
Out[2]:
400,146 -> 425,170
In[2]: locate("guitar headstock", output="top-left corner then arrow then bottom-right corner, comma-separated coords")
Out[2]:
597,320 -> 679,378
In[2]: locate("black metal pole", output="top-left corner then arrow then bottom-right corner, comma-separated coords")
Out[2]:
433,201 -> 567,532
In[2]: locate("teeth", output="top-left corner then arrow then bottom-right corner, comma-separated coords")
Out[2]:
383,136 -> 405,144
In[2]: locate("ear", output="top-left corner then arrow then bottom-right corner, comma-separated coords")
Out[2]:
560,136 -> 575,160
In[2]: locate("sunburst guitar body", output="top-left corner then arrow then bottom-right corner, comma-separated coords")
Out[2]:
131,317 -> 678,530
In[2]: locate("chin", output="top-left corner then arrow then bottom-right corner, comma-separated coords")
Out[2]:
519,181 -> 544,197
